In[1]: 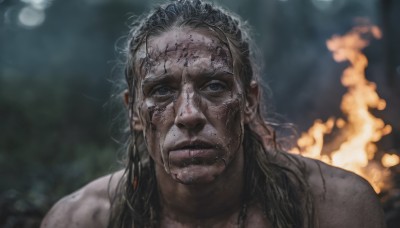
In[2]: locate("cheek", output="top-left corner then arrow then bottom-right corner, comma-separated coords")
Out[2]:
139,100 -> 175,160
207,96 -> 244,147
139,100 -> 173,130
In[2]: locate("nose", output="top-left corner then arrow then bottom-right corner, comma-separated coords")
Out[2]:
174,89 -> 206,132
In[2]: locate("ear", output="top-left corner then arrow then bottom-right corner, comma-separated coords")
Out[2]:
123,90 -> 143,131
244,81 -> 259,124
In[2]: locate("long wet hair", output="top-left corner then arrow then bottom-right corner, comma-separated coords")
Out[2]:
108,1 -> 315,227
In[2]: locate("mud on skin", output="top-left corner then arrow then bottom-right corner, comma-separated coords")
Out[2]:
133,26 -> 246,185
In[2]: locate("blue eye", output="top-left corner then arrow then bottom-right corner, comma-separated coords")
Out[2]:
205,81 -> 226,92
152,86 -> 172,96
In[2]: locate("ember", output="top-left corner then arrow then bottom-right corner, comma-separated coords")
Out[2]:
290,25 -> 399,193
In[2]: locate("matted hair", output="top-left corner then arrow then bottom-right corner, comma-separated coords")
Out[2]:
108,1 -> 315,227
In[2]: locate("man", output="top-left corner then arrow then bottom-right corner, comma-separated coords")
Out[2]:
41,0 -> 385,227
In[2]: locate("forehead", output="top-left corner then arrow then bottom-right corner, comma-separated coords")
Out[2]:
134,26 -> 233,77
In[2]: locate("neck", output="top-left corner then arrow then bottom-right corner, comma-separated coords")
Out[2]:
155,150 -> 245,225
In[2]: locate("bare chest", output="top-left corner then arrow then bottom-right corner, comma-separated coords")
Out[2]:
159,205 -> 271,228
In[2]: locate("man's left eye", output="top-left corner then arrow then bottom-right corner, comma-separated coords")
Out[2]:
204,81 -> 227,92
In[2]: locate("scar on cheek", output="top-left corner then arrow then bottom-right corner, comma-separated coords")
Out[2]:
223,96 -> 241,109
204,97 -> 241,131
223,97 -> 242,125
147,103 -> 172,130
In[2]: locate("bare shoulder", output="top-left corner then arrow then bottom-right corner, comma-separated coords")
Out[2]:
40,170 -> 124,228
298,155 -> 386,228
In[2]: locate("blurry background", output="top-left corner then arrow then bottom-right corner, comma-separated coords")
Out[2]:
0,0 -> 399,227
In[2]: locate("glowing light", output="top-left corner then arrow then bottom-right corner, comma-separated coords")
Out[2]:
382,154 -> 400,168
18,6 -> 45,28
20,0 -> 52,10
290,25 -> 399,193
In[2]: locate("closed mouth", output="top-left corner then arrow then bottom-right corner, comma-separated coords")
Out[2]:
171,140 -> 216,152
168,141 -> 219,166
175,144 -> 214,151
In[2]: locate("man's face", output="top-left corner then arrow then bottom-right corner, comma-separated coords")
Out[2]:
134,27 -> 247,185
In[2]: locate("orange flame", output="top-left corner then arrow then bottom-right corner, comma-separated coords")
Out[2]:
382,154 -> 400,168
291,25 -> 398,193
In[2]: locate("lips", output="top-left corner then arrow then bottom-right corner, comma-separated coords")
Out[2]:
168,140 -> 220,166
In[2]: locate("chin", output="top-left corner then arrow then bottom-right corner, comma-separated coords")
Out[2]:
169,164 -> 226,185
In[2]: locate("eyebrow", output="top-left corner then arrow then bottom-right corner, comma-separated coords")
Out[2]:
141,70 -> 234,88
201,70 -> 234,79
141,73 -> 175,88
185,70 -> 234,83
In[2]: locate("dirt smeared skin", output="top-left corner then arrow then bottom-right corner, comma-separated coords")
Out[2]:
135,27 -> 246,185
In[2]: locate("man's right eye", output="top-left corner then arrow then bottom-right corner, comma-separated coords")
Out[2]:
151,85 -> 173,97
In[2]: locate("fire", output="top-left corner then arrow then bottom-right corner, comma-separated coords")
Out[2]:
382,154 -> 400,168
290,25 -> 399,193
